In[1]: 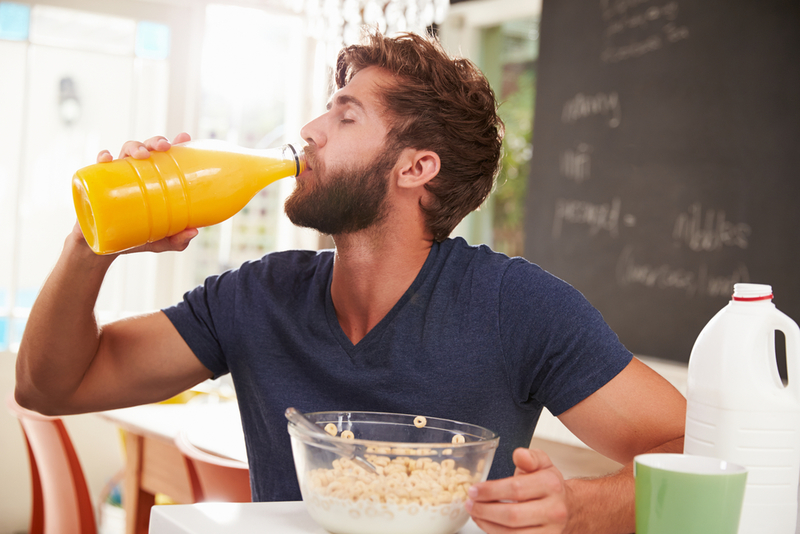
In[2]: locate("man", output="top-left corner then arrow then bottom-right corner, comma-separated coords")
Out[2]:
16,31 -> 685,533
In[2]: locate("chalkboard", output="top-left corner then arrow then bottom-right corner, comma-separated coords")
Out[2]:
523,0 -> 800,363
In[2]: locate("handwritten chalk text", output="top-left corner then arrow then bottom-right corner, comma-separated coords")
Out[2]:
560,144 -> 593,183
616,246 -> 750,297
673,203 -> 751,251
600,0 -> 652,20
553,197 -> 621,239
561,92 -> 621,128
604,2 -> 679,37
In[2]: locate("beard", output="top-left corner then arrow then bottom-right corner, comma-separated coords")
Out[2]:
284,145 -> 400,235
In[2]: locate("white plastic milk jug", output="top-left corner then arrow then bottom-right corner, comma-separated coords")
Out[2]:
685,283 -> 800,534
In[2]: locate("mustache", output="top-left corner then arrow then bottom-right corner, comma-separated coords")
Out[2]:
303,145 -> 319,171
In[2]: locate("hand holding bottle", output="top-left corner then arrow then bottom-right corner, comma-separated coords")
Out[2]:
97,132 -> 190,163
71,132 -> 198,256
72,132 -> 304,255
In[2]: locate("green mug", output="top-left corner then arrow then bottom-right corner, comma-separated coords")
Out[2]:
634,453 -> 747,534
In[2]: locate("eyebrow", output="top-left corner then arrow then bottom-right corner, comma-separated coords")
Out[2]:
326,94 -> 365,111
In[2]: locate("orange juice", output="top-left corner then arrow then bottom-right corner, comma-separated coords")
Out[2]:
72,140 -> 305,254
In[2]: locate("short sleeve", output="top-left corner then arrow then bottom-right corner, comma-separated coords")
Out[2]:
498,259 -> 633,416
162,269 -> 238,379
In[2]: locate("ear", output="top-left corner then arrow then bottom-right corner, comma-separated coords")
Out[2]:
396,148 -> 440,190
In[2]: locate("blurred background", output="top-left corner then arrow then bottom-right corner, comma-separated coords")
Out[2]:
0,0 -> 540,532
0,0 -> 539,352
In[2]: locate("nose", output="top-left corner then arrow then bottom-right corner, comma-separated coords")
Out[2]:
300,112 -> 327,148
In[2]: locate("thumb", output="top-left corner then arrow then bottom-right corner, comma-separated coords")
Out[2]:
168,227 -> 199,250
513,448 -> 554,476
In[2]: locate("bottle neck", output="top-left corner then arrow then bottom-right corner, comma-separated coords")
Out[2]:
732,294 -> 773,302
732,282 -> 772,301
285,143 -> 304,177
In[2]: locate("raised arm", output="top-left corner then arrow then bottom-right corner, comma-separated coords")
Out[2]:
466,357 -> 686,534
15,134 -> 213,416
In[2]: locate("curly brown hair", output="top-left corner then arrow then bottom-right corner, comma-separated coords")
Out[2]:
335,31 -> 505,242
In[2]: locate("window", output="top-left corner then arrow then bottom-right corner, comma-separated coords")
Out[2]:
0,3 -> 172,350
440,0 -> 540,257
0,2 -> 323,352
482,17 -> 538,258
191,4 -> 318,284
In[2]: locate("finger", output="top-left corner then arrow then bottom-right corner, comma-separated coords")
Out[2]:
96,149 -> 113,163
172,131 -> 191,144
473,517 -> 567,534
118,140 -> 150,160
514,448 -> 554,475
168,227 -> 199,250
118,228 -> 198,255
143,135 -> 171,152
149,228 -> 199,253
470,468 -> 563,503
467,497 -> 568,531
471,515 -> 559,534
471,516 -> 515,534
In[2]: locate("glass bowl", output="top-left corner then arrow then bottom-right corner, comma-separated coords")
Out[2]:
288,411 -> 499,534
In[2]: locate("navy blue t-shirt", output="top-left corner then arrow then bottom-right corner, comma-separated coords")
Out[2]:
163,237 -> 632,501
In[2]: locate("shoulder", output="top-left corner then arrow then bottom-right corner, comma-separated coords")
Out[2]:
501,257 -> 585,307
440,237 -> 567,295
230,249 -> 334,306
185,249 -> 333,307
444,238 -> 609,334
437,237 -> 519,274
500,258 -> 607,335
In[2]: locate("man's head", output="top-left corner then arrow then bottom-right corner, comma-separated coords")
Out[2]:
334,31 -> 505,242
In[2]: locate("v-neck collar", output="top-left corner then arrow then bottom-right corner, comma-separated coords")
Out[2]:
324,241 -> 440,358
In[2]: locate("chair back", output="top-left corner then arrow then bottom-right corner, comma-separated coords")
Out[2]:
6,393 -> 97,534
174,430 -> 251,502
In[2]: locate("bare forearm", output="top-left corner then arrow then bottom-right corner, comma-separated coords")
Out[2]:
15,230 -> 116,412
564,437 -> 684,534
562,464 -> 633,534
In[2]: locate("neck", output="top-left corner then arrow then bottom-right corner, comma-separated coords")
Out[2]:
329,219 -> 434,345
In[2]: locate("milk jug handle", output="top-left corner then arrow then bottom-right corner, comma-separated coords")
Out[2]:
772,310 -> 800,398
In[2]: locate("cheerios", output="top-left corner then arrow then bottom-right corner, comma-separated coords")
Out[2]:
413,416 -> 427,428
308,454 -> 479,507
324,423 -> 338,436
341,430 -> 355,439
451,434 -> 465,444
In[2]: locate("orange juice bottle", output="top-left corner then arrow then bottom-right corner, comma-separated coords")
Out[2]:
72,140 -> 305,255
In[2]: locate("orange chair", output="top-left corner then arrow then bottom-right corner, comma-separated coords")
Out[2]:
174,430 -> 251,503
6,393 -> 97,534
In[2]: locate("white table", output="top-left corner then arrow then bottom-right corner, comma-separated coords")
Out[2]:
100,400 -> 246,462
149,501 -> 486,533
99,401 -> 246,534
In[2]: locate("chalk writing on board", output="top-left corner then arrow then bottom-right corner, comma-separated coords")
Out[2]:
599,0 -> 689,63
600,0 -> 656,20
560,143 -> 593,182
562,92 -> 621,128
663,22 -> 689,43
672,203 -> 752,251
552,196 -> 638,238
616,246 -> 750,297
602,1 -> 678,33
